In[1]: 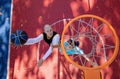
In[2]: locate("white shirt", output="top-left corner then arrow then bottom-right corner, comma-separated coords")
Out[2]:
25,33 -> 60,60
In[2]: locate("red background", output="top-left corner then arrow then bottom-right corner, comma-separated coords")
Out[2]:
9,0 -> 120,79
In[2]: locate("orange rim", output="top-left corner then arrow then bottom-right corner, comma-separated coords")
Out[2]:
61,14 -> 119,70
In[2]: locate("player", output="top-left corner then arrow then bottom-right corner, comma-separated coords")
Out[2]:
63,39 -> 98,66
24,24 -> 60,67
64,39 -> 83,55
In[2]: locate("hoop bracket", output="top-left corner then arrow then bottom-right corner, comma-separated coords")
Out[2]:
83,69 -> 102,79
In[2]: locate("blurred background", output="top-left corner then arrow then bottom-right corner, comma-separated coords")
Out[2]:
2,0 -> 120,79
0,0 -> 11,79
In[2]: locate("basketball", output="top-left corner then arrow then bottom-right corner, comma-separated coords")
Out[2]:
11,30 -> 28,46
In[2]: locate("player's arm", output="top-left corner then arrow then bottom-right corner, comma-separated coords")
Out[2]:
41,34 -> 60,60
52,44 -> 60,48
24,34 -> 43,45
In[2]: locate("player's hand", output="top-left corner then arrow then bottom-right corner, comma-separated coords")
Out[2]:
37,58 -> 43,67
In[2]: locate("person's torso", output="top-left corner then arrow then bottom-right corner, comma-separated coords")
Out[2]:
43,31 -> 57,45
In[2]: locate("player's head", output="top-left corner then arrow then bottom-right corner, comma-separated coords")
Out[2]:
44,24 -> 53,37
67,39 -> 79,47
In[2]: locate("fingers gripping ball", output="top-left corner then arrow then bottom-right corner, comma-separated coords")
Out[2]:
11,30 -> 28,46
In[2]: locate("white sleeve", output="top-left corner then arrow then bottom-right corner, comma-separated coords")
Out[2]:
42,45 -> 52,60
24,34 -> 43,45
52,34 -> 60,45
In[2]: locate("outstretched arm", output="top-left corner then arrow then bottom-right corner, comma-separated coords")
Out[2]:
24,34 -> 43,45
42,34 -> 60,60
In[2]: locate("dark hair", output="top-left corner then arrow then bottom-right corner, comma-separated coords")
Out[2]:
67,39 -> 79,46
74,41 -> 79,46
